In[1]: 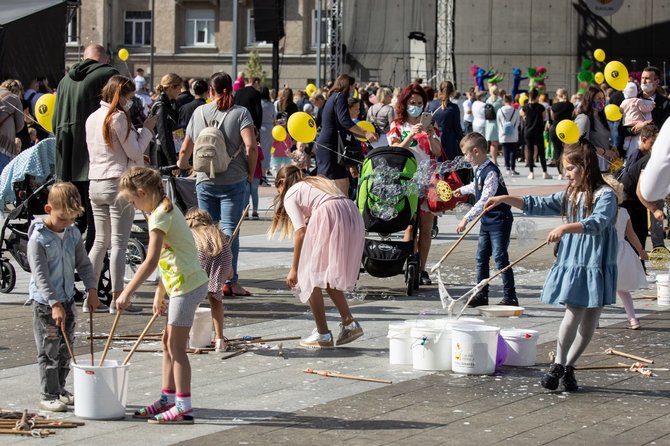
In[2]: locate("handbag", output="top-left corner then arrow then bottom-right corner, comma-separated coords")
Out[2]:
426,170 -> 469,213
337,131 -> 363,167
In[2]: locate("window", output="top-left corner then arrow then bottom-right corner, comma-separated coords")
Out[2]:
185,9 -> 215,47
124,11 -> 151,46
66,8 -> 78,44
311,9 -> 328,49
246,9 -> 270,47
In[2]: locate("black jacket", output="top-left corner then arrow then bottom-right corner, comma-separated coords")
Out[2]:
151,92 -> 178,167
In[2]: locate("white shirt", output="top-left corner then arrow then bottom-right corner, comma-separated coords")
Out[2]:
640,119 -> 670,201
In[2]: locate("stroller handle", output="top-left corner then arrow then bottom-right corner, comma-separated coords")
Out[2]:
158,165 -> 179,175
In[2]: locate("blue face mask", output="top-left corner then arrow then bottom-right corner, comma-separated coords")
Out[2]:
407,105 -> 423,118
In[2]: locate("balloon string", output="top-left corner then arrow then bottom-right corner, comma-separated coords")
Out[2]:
312,141 -> 365,166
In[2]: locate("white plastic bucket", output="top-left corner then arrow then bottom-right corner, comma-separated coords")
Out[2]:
501,328 -> 540,366
189,307 -> 213,348
423,317 -> 484,328
411,325 -> 451,370
73,360 -> 129,420
451,324 -> 500,375
657,274 -> 670,306
388,322 -> 413,365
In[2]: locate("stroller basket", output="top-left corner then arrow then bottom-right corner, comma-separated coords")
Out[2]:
362,238 -> 413,278
5,223 -> 30,272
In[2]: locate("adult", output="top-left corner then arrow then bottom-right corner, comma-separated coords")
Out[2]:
462,87 -> 475,133
388,83 -> 443,285
496,94 -> 520,175
234,76 -> 262,131
573,85 -> 614,173
549,88 -> 574,178
620,66 -> 670,138
471,90 -> 487,135
23,77 -> 52,117
310,92 -> 326,129
485,85 -> 503,165
85,75 -> 156,314
521,88 -> 550,179
431,80 -> 463,160
314,74 -> 378,194
174,78 -> 194,111
177,72 -> 258,297
178,79 -> 208,129
53,43 -> 119,250
0,79 -> 25,171
151,73 -> 182,168
276,87 -> 298,119
259,86 -> 275,172
366,86 -> 395,147
639,119 -> 670,202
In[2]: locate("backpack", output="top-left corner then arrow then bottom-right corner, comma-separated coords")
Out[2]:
502,109 -> 515,136
484,102 -> 496,121
193,106 -> 243,178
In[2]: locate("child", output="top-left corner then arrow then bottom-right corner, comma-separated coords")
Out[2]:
268,165 -> 364,348
485,140 -> 618,392
453,132 -> 517,307
247,136 -> 264,220
621,82 -> 655,165
28,182 -> 99,412
289,141 -> 312,172
117,167 -> 208,424
185,208 -> 233,351
603,176 -> 649,330
271,113 -> 293,175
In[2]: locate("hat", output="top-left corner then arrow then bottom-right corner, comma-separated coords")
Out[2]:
623,82 -> 637,99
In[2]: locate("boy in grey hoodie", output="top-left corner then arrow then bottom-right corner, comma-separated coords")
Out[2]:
28,182 -> 99,412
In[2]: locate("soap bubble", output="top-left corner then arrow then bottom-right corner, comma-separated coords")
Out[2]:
454,203 -> 472,220
515,219 -> 537,244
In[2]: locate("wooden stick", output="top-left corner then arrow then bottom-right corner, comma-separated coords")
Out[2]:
89,311 -> 94,366
99,311 -> 122,366
430,211 -> 485,273
304,368 -> 392,384
221,349 -> 248,360
122,312 -> 161,365
227,335 -> 301,345
121,347 -> 214,354
575,364 -> 633,370
228,204 -> 251,247
61,324 -> 76,365
88,334 -> 163,340
633,295 -> 658,300
0,429 -> 54,436
606,348 -> 654,364
0,421 -> 81,428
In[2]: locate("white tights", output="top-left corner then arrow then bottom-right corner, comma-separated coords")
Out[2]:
555,305 -> 602,367
617,290 -> 637,320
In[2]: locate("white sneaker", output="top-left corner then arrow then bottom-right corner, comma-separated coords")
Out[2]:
543,172 -> 552,179
335,320 -> 364,346
557,174 -> 563,180
39,399 -> 67,412
528,172 -> 535,179
59,390 -> 74,405
299,329 -> 334,349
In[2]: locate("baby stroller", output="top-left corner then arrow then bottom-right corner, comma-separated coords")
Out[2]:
357,146 -> 420,296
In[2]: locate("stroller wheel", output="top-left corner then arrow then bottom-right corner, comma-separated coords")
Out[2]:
406,263 -> 416,296
0,260 -> 16,293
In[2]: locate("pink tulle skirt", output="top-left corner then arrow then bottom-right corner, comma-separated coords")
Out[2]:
293,197 -> 365,303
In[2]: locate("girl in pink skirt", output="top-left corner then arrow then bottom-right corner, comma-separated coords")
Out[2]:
269,165 -> 365,348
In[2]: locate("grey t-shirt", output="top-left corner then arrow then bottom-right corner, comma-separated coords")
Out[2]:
186,102 -> 254,185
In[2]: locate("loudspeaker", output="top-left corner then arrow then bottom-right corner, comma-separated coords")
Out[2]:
253,0 -> 285,42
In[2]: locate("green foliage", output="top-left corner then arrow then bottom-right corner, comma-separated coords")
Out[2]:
245,49 -> 268,87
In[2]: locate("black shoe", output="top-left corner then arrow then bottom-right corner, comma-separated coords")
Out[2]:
420,271 -> 432,285
467,292 -> 489,307
541,363 -> 565,390
562,365 -> 578,392
498,297 -> 519,306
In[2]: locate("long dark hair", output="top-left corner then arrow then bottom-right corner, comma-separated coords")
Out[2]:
575,85 -> 608,130
209,72 -> 234,111
101,75 -> 135,145
328,74 -> 355,96
560,139 -> 607,221
395,83 -> 427,122
439,81 -> 455,108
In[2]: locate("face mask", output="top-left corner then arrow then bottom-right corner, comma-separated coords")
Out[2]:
122,100 -> 133,112
407,105 -> 423,118
593,100 -> 605,112
641,83 -> 655,95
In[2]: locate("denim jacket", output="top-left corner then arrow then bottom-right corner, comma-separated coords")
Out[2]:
27,220 -> 97,307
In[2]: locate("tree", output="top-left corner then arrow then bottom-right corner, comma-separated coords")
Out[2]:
245,49 -> 268,87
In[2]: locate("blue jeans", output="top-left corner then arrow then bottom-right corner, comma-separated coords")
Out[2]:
476,222 -> 516,300
245,178 -> 260,213
196,179 -> 247,283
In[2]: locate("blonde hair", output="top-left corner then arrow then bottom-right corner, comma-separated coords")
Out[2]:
603,175 -> 623,205
1,79 -> 23,96
118,166 -> 173,213
155,73 -> 183,95
185,208 -> 227,257
268,165 -> 343,239
555,88 -> 568,101
376,87 -> 392,104
48,182 -> 85,216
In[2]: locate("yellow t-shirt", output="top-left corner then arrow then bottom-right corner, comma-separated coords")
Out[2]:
149,203 -> 208,296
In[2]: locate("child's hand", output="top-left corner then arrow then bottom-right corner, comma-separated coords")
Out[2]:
52,303 -> 65,328
653,209 -> 664,221
546,225 -> 565,243
640,250 -> 650,261
286,268 -> 298,289
153,295 -> 167,316
453,189 -> 462,198
349,167 -> 359,178
115,292 -> 131,312
456,218 -> 468,233
86,289 -> 100,313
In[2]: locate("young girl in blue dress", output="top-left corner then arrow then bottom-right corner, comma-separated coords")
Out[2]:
485,140 -> 618,392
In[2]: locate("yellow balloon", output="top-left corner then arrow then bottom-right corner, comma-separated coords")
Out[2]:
519,94 -> 528,106
594,72 -> 604,84
594,48 -> 606,62
35,93 -> 56,133
355,120 -> 375,141
556,119 -> 580,144
118,48 -> 129,61
305,83 -> 317,97
604,61 -> 629,91
604,104 -> 622,122
272,125 -> 287,141
287,112 -> 317,143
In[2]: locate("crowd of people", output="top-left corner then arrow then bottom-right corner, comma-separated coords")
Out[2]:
3,42 -> 670,418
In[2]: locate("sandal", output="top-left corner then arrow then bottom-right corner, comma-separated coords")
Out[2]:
133,404 -> 175,419
628,318 -> 641,330
147,412 -> 194,425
